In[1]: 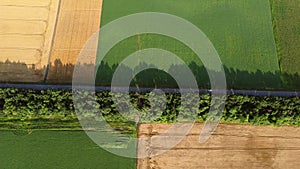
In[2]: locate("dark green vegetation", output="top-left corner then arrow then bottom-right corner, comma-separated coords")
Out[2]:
0,130 -> 136,169
97,0 -> 283,89
0,88 -> 77,128
1,88 -> 299,127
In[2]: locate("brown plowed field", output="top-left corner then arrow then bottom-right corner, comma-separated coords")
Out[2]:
137,123 -> 300,169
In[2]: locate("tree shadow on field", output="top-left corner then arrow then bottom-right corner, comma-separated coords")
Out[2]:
0,59 -> 43,82
94,61 -> 300,91
1,59 -> 300,90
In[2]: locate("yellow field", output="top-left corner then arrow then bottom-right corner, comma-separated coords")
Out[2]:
0,0 -> 102,82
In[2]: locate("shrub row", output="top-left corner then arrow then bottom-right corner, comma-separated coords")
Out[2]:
0,88 -> 299,127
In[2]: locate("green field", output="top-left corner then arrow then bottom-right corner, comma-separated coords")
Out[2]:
270,0 -> 300,88
96,0 -> 281,89
0,130 -> 136,169
270,0 -> 300,74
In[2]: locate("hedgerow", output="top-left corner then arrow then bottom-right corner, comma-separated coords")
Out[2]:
0,88 -> 299,128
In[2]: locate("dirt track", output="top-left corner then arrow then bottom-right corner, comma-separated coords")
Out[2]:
137,123 -> 300,169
